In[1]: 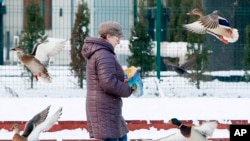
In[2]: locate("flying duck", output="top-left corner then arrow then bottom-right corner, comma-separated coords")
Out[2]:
11,106 -> 62,141
183,8 -> 239,44
11,39 -> 67,82
157,118 -> 217,141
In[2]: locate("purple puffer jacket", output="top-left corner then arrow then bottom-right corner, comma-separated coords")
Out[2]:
81,37 -> 132,139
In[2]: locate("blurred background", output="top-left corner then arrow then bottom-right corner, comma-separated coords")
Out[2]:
1,0 -> 250,95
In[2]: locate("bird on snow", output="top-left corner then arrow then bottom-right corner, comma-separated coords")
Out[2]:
183,8 -> 239,44
11,105 -> 62,141
154,118 -> 217,141
11,39 -> 67,82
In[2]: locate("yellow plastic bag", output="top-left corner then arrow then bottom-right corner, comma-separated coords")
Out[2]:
124,66 -> 137,80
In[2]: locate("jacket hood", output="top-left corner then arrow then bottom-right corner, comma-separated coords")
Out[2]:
82,37 -> 115,59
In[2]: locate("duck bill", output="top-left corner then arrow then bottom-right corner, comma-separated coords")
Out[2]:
168,120 -> 173,124
9,125 -> 15,131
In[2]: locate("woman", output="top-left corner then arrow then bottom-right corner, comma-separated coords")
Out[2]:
81,21 -> 133,141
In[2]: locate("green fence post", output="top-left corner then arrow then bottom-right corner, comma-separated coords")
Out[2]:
0,1 -> 6,65
133,0 -> 137,26
156,0 -> 161,79
41,0 -> 45,17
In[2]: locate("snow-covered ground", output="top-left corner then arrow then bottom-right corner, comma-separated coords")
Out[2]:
0,65 -> 250,140
1,97 -> 247,140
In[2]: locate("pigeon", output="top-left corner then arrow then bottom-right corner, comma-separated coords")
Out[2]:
11,106 -> 62,141
11,39 -> 67,82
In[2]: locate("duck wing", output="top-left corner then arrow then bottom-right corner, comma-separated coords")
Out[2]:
27,107 -> 63,141
179,56 -> 196,70
200,11 -> 220,29
200,10 -> 232,30
32,39 -> 67,67
193,121 -> 217,137
165,58 -> 194,75
183,21 -> 207,34
183,10 -> 220,32
165,60 -> 185,74
184,18 -> 235,44
22,106 -> 51,137
172,66 -> 189,75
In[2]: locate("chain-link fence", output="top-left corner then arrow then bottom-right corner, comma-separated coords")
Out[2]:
1,0 -> 250,97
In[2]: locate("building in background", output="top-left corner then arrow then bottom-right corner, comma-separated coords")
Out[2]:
3,0 -> 133,64
86,0 -> 132,39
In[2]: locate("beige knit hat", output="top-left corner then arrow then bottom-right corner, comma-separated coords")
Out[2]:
98,21 -> 123,38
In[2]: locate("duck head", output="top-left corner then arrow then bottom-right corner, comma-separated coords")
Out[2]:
11,46 -> 27,57
11,46 -> 25,52
11,123 -> 20,133
186,8 -> 204,17
169,118 -> 182,127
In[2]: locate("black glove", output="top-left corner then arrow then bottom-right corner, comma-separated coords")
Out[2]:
130,84 -> 137,92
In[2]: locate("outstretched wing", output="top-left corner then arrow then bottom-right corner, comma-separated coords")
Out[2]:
27,107 -> 63,141
165,60 -> 189,75
200,13 -> 220,29
33,39 -> 67,67
179,56 -> 196,70
183,21 -> 207,34
22,106 -> 51,137
171,65 -> 189,75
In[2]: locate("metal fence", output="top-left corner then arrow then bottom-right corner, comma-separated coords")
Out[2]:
1,0 -> 250,97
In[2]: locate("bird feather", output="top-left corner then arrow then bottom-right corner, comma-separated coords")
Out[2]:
27,107 -> 62,141
22,106 -> 51,137
193,121 -> 217,137
33,39 -> 67,67
183,21 -> 207,34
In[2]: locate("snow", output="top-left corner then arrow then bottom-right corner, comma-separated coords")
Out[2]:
115,40 -> 202,67
1,66 -> 250,140
0,98 -> 239,140
2,35 -> 250,140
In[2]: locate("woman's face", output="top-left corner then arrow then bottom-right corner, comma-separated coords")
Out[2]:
106,34 -> 120,47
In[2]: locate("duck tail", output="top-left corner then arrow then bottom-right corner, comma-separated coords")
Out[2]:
202,121 -> 218,137
225,28 -> 239,43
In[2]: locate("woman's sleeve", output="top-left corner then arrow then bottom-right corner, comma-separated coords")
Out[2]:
96,51 -> 132,97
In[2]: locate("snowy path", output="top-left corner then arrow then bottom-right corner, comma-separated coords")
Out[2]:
0,97 -> 249,140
